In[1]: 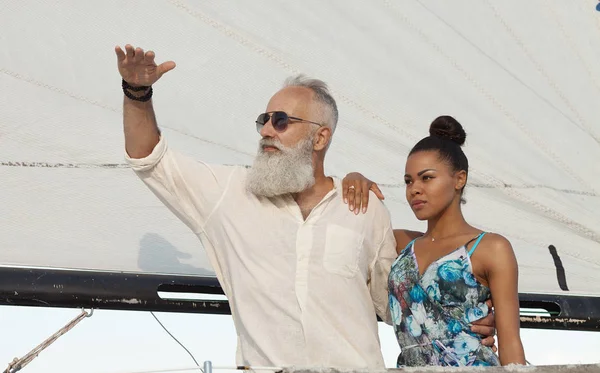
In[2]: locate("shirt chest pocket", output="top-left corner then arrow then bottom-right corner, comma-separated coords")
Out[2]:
323,224 -> 363,278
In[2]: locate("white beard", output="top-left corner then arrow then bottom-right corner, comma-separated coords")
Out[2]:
246,136 -> 315,197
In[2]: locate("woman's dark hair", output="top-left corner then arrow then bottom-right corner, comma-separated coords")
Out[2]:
409,115 -> 469,201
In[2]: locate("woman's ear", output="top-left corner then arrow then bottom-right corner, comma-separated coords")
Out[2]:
455,170 -> 467,191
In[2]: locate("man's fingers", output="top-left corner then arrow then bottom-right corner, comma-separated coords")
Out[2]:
144,50 -> 156,64
480,335 -> 496,348
477,312 -> 495,327
481,336 -> 492,347
125,44 -> 134,59
133,47 -> 144,63
470,324 -> 495,337
115,46 -> 126,61
158,61 -> 176,76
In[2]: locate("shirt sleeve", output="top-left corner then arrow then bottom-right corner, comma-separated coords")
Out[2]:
368,217 -> 397,325
124,136 -> 236,233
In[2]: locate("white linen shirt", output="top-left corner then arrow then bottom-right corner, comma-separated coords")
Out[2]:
125,136 -> 397,369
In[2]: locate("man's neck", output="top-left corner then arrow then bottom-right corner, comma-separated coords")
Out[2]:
292,173 -> 334,220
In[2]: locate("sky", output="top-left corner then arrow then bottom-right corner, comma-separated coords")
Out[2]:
0,306 -> 598,373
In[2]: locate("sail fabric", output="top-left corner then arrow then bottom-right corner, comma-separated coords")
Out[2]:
1,0 -> 599,297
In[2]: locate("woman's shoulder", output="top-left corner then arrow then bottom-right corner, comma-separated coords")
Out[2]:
393,229 -> 423,254
473,232 -> 517,272
478,232 -> 513,252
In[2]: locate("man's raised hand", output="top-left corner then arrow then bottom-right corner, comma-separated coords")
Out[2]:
115,44 -> 176,87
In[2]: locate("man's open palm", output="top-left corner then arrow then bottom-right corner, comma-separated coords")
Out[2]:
115,44 -> 176,87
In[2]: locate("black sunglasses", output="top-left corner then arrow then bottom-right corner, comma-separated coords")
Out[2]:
255,111 -> 323,133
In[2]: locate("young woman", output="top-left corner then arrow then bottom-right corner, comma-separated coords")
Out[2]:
343,116 -> 525,366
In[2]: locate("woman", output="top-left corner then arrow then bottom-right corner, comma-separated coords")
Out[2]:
343,116 -> 525,366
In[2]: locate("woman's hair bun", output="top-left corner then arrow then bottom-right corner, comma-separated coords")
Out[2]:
429,115 -> 466,146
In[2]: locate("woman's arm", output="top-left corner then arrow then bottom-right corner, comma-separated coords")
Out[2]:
479,234 -> 526,365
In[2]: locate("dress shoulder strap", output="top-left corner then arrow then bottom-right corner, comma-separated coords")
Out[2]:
467,232 -> 487,257
402,238 -> 419,253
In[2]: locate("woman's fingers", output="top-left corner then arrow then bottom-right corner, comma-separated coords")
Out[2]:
360,180 -> 370,213
342,178 -> 349,204
347,181 -> 357,212
343,178 -> 381,214
372,183 -> 385,200
342,175 -> 378,214
351,181 -> 362,215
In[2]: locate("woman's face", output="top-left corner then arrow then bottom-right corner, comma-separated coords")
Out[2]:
404,150 -> 466,220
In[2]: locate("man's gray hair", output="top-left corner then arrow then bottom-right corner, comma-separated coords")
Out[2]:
283,74 -> 339,134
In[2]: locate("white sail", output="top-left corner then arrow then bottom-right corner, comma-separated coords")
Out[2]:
2,2 -> 600,372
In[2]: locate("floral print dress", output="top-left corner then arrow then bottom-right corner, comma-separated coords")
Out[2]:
388,232 -> 500,367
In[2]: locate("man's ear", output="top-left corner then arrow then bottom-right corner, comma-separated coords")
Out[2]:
455,170 -> 467,191
313,126 -> 332,151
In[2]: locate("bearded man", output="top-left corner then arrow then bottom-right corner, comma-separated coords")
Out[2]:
115,44 -> 495,369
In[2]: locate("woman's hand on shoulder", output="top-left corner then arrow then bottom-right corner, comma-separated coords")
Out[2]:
342,172 -> 384,214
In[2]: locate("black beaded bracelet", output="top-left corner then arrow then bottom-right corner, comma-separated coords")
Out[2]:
122,79 -> 153,102
122,79 -> 149,92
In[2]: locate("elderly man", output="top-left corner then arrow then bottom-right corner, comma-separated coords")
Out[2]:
115,44 -> 494,369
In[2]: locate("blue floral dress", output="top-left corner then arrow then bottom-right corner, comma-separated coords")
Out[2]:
388,232 -> 500,367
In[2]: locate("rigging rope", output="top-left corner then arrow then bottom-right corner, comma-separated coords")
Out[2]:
3,308 -> 93,373
150,311 -> 202,370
